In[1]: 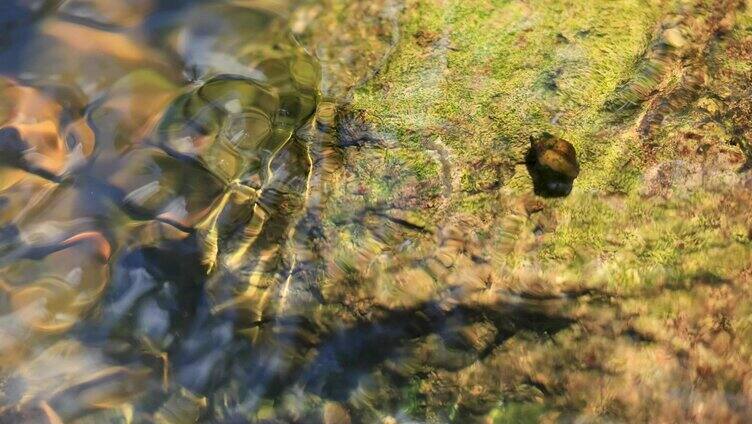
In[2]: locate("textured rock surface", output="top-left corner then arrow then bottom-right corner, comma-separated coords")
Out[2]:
289,0 -> 752,422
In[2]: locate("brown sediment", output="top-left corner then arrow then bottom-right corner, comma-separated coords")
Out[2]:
604,0 -> 745,148
637,1 -> 743,141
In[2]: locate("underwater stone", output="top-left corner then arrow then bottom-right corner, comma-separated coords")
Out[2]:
0,126 -> 26,166
315,101 -> 337,129
323,402 -> 351,424
526,132 -> 580,197
662,27 -> 687,49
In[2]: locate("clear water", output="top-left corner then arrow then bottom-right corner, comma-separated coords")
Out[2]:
0,1 -> 331,421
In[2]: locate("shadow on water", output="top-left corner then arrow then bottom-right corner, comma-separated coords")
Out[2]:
295,302 -> 573,400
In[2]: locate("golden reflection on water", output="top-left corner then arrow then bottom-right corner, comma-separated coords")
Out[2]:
0,0 -> 320,421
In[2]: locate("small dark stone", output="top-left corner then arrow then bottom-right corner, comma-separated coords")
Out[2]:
0,126 -> 28,167
526,132 -> 580,197
0,224 -> 20,242
555,33 -> 569,44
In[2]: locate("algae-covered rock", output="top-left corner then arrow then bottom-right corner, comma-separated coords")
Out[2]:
297,0 -> 752,422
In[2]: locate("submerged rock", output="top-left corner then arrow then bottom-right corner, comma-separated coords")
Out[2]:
323,402 -> 351,424
526,132 -> 580,197
661,27 -> 687,49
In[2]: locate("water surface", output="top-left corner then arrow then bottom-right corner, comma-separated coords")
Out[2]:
0,1 -> 327,421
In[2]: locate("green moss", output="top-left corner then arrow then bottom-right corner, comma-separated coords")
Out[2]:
311,0 -> 752,420
351,0 -> 670,216
488,402 -> 547,424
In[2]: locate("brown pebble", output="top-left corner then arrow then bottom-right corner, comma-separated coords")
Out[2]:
532,133 -> 580,180
323,402 -> 351,424
527,132 -> 580,197
524,197 -> 545,215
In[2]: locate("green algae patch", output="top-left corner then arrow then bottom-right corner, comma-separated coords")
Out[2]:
299,0 -> 752,422
351,0 -> 665,201
488,402 -> 548,424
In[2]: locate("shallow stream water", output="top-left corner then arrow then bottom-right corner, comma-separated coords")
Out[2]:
0,1 -> 335,422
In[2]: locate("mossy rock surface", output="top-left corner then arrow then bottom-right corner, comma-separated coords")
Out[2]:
292,0 -> 752,421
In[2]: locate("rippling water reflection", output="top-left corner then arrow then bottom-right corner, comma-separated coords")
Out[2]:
0,1 -> 324,421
